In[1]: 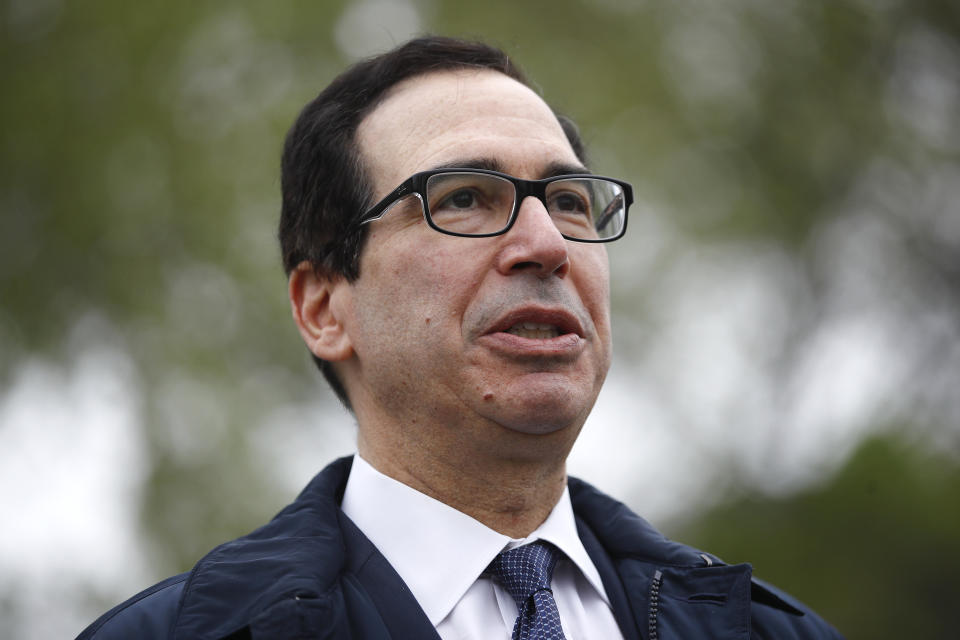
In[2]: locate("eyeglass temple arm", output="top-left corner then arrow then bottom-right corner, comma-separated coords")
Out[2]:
594,194 -> 623,231
359,183 -> 416,225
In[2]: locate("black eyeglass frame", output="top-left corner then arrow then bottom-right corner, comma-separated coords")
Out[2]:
357,167 -> 633,243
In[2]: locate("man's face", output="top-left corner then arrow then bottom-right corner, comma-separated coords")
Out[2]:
341,69 -> 612,439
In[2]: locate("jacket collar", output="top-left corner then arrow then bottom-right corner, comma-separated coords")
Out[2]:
171,457 -> 802,639
173,457 -> 356,639
568,475 -> 805,622
569,476 -> 723,567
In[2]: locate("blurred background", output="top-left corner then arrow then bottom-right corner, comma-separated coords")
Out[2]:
2,0 -> 959,637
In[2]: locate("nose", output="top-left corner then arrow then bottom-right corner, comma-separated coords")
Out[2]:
494,196 -> 570,278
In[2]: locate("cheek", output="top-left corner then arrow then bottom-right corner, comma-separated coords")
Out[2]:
357,242 -> 479,342
574,251 -> 612,320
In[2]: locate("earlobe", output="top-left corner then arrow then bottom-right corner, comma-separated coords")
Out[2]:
288,261 -> 354,362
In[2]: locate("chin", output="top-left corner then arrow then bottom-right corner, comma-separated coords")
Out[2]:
487,392 -> 592,437
468,371 -> 601,436
501,419 -> 573,437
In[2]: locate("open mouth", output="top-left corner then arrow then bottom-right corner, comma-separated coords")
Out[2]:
488,307 -> 584,342
505,322 -> 561,339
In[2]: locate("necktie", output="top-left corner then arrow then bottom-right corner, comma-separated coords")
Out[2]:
487,541 -> 568,640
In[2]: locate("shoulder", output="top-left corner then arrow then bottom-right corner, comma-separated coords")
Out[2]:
567,476 -> 844,639
76,573 -> 188,640
750,577 -> 845,639
76,458 -> 357,640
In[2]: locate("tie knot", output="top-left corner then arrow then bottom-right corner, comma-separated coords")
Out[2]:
487,541 -> 561,610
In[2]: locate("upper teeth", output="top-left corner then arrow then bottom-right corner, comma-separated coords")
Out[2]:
507,322 -> 560,338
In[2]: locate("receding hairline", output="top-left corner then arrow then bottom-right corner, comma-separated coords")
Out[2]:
360,65 -> 540,119
354,68 -> 580,195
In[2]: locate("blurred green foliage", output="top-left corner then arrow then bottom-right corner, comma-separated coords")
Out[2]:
1,0 -> 958,637
674,431 -> 960,639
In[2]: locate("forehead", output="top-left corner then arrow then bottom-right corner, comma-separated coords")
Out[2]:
356,69 -> 581,194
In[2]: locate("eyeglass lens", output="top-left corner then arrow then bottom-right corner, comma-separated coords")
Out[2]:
424,172 -> 625,240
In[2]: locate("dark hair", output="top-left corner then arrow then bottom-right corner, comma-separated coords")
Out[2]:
279,35 -> 586,409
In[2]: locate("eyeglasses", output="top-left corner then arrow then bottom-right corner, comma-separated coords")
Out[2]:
357,168 -> 632,243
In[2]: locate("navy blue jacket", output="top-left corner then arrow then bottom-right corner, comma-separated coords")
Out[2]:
77,456 -> 843,639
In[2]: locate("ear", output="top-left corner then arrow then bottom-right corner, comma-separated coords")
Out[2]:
288,261 -> 354,362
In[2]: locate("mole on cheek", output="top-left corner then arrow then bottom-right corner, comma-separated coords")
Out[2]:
425,317 -> 431,324
483,392 -> 494,401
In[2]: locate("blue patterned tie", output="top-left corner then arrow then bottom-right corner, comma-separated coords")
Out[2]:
487,541 -> 567,640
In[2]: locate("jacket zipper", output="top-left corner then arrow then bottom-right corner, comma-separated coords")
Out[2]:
648,569 -> 663,640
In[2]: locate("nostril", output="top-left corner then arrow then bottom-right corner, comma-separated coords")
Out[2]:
510,261 -> 541,272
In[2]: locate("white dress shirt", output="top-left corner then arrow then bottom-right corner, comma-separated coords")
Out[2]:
340,454 -> 625,640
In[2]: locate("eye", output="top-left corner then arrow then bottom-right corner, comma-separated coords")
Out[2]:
425,172 -> 514,233
440,188 -> 478,210
548,191 -> 589,215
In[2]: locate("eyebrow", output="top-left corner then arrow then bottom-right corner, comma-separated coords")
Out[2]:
428,157 -> 592,178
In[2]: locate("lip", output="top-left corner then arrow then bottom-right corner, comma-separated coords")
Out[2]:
477,306 -> 587,358
486,306 -> 585,338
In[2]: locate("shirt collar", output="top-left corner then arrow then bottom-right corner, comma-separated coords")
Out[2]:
340,454 -> 610,626
515,483 -> 610,607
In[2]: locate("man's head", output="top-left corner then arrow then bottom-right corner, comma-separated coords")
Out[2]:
284,37 -> 620,461
279,36 -> 586,406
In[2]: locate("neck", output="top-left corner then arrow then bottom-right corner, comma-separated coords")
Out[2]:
357,423 -> 574,538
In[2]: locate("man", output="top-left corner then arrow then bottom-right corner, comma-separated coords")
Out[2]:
78,36 -> 842,639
